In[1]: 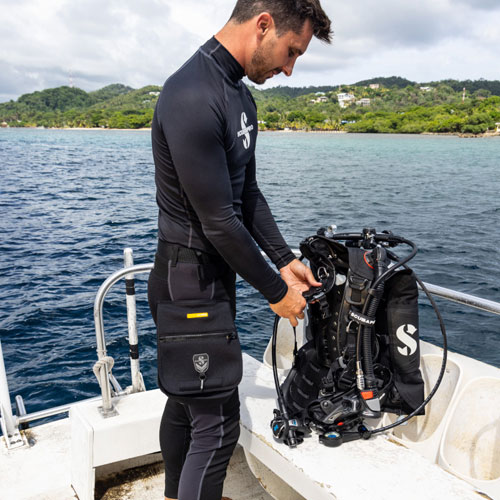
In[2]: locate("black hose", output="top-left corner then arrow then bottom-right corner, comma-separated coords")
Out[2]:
362,282 -> 384,386
272,315 -> 286,414
271,314 -> 298,446
362,247 -> 388,387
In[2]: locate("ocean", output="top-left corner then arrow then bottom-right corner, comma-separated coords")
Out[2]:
0,128 -> 499,418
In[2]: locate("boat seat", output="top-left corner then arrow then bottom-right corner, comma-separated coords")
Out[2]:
439,376 -> 500,500
387,353 -> 462,462
70,389 -> 167,500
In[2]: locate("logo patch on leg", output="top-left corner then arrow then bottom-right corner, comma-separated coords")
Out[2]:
193,353 -> 209,373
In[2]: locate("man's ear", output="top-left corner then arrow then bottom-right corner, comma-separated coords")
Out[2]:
255,12 -> 274,39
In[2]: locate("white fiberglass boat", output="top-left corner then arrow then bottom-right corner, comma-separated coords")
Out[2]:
1,248 -> 499,500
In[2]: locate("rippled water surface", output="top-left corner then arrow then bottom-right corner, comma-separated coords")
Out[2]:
0,129 -> 499,417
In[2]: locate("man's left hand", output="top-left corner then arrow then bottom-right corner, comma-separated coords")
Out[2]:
279,259 -> 322,293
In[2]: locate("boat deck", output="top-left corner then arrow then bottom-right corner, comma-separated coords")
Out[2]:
0,417 -> 274,500
1,352 -> 496,500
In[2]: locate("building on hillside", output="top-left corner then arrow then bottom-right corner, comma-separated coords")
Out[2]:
369,84 -> 380,90
149,91 -> 160,97
420,86 -> 433,92
337,93 -> 356,108
310,95 -> 328,104
356,98 -> 371,106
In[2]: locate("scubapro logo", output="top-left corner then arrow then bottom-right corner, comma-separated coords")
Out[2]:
396,324 -> 418,356
237,112 -> 254,149
193,353 -> 209,373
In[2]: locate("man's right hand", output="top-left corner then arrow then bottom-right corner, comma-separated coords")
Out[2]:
269,286 -> 306,327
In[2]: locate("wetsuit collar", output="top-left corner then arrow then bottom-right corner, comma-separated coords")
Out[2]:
202,37 -> 245,84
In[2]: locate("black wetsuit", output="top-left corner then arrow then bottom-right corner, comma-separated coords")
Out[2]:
151,36 -> 295,304
149,37 -> 295,500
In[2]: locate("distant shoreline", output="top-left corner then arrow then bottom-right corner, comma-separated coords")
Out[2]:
2,126 -> 499,138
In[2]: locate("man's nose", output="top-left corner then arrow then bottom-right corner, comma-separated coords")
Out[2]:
282,59 -> 296,77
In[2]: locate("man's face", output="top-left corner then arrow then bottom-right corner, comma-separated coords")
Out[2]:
247,19 -> 314,85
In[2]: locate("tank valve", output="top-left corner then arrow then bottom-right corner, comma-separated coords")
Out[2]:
356,361 -> 365,390
324,224 -> 337,238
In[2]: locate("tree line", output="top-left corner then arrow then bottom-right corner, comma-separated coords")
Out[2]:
1,79 -> 499,135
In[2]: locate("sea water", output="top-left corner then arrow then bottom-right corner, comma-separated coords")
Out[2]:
0,128 -> 498,415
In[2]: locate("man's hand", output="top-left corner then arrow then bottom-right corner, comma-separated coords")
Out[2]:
279,259 -> 321,293
269,286 -> 306,327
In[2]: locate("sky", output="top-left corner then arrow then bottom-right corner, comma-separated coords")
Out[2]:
1,0 -> 499,102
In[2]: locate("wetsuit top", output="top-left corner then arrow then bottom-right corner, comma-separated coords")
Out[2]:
152,37 -> 296,304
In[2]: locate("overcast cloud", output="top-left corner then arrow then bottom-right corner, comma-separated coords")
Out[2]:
1,0 -> 499,102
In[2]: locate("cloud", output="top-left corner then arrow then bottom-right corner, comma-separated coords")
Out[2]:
455,0 -> 500,10
261,0 -> 500,87
332,0 -> 463,48
0,0 -> 203,99
0,0 -> 499,101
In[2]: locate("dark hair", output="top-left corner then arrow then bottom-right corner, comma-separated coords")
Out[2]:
230,0 -> 332,43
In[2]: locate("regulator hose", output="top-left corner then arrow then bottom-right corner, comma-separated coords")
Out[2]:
362,281 -> 385,387
271,315 -> 298,447
361,245 -> 388,388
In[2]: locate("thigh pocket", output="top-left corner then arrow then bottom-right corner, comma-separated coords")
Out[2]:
157,300 -> 242,397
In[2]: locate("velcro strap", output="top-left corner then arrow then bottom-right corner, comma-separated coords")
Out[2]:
125,278 -> 135,295
129,344 -> 139,360
158,240 -> 202,264
348,310 -> 376,326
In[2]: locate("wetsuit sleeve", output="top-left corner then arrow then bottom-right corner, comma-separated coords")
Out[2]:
157,90 -> 288,304
241,156 -> 296,270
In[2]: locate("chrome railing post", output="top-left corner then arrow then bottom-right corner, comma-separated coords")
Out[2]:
0,341 -> 16,437
0,341 -> 26,449
93,280 -> 115,416
124,249 -> 145,393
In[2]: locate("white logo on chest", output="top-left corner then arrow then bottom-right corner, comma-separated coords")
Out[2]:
396,324 -> 418,356
237,112 -> 254,149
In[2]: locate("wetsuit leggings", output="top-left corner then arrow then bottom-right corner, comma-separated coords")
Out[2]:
148,241 -> 240,500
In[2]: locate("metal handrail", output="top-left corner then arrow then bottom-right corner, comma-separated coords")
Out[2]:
93,263 -> 153,415
418,282 -> 500,315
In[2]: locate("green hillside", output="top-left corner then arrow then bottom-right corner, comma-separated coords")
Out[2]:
353,76 -> 416,89
89,84 -> 134,103
1,78 -> 499,134
0,84 -> 161,129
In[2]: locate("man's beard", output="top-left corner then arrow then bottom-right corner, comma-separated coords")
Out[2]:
247,39 -> 280,85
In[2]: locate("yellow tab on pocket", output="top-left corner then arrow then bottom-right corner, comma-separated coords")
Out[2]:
187,312 -> 209,319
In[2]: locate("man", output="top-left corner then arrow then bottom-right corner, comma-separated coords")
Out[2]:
149,1 -> 332,499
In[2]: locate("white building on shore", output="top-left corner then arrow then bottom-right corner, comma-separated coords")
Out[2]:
356,98 -> 371,106
337,93 -> 356,108
310,96 -> 328,103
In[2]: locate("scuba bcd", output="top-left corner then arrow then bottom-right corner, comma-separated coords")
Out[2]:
270,227 -> 448,448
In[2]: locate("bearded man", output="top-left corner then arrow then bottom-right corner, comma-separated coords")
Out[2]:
149,1 -> 332,499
